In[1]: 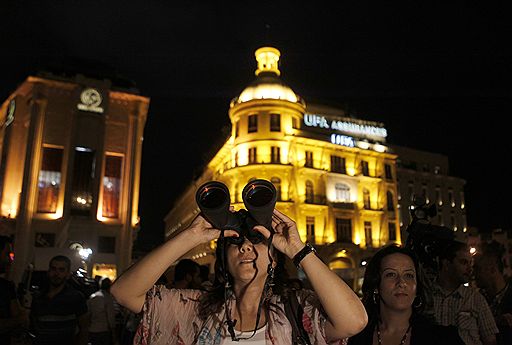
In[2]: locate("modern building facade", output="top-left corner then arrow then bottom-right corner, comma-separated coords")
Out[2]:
0,72 -> 149,283
392,144 -> 467,243
164,47 -> 401,291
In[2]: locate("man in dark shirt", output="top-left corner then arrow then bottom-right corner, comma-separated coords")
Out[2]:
0,235 -> 22,345
30,255 -> 89,345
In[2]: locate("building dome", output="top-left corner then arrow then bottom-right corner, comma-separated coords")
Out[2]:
231,47 -> 303,106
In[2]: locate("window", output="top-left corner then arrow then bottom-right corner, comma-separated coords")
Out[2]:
37,146 -> 63,213
335,183 -> 350,202
35,233 -> 55,247
385,164 -> 393,180
386,191 -> 394,211
235,120 -> 240,138
330,155 -> 346,174
292,117 -> 299,129
448,189 -> 455,207
270,113 -> 281,132
336,218 -> 352,243
363,188 -> 371,209
234,183 -> 240,203
408,182 -> 414,202
235,151 -> 239,167
306,216 -> 315,243
421,183 -> 428,203
388,222 -> 397,241
435,186 -> 442,206
71,147 -> 95,216
361,160 -> 369,176
305,180 -> 314,203
271,146 -> 280,163
102,155 -> 123,218
364,221 -> 372,247
305,151 -> 313,168
271,177 -> 282,201
98,236 -> 116,253
248,114 -> 258,133
249,147 -> 257,164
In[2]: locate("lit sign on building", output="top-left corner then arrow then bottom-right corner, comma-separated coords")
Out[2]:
304,113 -> 387,138
77,88 -> 104,114
331,134 -> 355,147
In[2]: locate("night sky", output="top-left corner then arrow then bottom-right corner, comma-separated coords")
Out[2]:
1,2 -> 511,250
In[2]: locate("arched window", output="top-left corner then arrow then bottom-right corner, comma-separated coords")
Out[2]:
271,177 -> 282,201
335,183 -> 350,202
305,180 -> 314,203
363,188 -> 371,209
386,191 -> 394,211
234,183 -> 239,203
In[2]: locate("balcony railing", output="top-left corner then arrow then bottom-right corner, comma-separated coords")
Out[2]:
331,202 -> 355,210
305,194 -> 327,205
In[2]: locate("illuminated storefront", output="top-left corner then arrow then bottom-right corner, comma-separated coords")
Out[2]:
164,47 -> 400,291
0,73 -> 148,283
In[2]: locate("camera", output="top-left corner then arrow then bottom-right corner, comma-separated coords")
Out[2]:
195,179 -> 277,245
405,195 -> 454,274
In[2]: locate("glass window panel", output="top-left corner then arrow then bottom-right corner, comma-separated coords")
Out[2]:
71,147 -> 95,216
102,155 -> 122,218
37,147 -> 63,213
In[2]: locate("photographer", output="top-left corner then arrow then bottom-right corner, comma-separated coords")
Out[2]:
111,206 -> 367,344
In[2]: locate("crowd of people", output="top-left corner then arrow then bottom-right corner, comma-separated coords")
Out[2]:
1,206 -> 511,344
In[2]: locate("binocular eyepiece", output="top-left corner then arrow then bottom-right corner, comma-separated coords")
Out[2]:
195,179 -> 277,245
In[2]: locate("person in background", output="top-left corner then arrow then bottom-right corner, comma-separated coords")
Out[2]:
473,241 -> 512,345
348,244 -> 463,345
430,240 -> 498,345
0,235 -> 23,345
111,208 -> 367,344
199,264 -> 213,289
88,277 -> 117,345
168,258 -> 202,289
30,255 -> 89,345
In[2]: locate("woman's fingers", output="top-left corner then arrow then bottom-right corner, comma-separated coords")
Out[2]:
221,229 -> 239,238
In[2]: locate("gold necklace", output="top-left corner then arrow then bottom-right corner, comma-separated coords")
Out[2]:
376,322 -> 411,345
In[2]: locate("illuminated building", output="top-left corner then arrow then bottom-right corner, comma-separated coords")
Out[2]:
164,47 -> 400,291
392,144 -> 467,242
0,72 -> 149,283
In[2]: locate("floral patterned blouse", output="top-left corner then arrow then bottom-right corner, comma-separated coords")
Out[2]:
134,285 -> 347,345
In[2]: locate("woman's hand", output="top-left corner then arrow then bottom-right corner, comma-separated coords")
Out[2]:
254,209 -> 305,259
186,213 -> 239,245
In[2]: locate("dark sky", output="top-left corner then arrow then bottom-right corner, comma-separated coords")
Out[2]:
1,2 -> 511,249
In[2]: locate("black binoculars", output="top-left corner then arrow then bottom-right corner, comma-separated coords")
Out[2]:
195,179 -> 277,245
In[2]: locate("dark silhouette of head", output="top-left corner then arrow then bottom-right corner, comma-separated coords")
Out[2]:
174,259 -> 201,289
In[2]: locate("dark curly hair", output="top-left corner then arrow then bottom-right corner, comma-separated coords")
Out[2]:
197,237 -> 296,321
361,244 -> 429,322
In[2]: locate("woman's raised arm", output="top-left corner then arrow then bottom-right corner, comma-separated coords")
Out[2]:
110,215 -> 238,313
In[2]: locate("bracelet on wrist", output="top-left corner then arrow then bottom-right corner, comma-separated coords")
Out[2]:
292,243 -> 316,269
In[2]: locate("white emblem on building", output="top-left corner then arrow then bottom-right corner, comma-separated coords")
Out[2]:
77,88 -> 104,113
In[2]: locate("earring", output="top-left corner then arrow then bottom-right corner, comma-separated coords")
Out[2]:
373,289 -> 379,304
413,296 -> 423,308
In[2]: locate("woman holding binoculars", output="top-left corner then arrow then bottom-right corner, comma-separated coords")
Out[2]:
111,179 -> 367,344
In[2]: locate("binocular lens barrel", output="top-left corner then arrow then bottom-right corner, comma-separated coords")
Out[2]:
244,184 -> 275,207
198,186 -> 228,209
